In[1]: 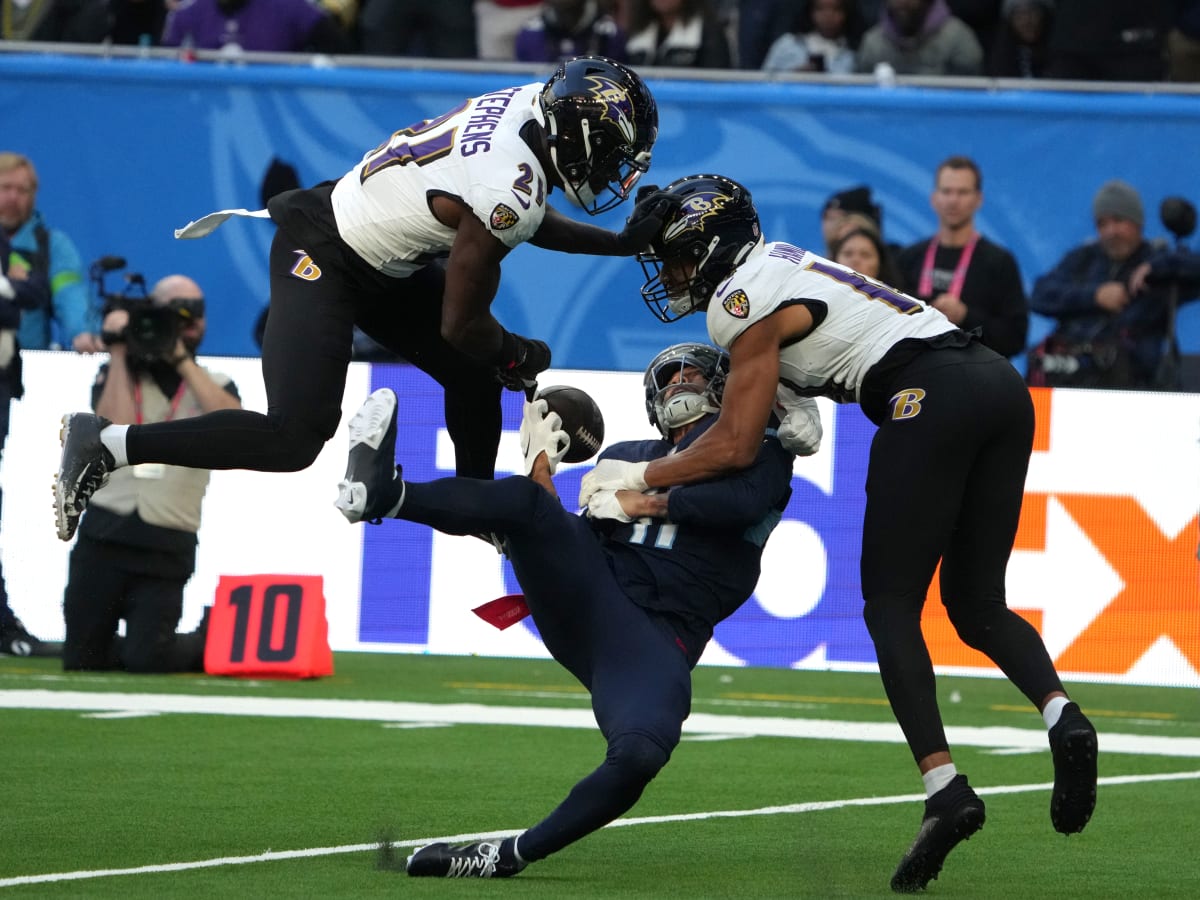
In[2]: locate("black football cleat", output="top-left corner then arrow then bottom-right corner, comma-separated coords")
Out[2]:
54,413 -> 115,541
1049,702 -> 1098,834
335,388 -> 403,524
406,841 -> 524,878
890,774 -> 985,893
0,617 -> 61,658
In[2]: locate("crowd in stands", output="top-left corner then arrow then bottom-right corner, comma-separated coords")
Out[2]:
817,168 -> 1200,392
2,0 -> 1199,82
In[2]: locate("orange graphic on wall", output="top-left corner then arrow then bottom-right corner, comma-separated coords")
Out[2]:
921,387 -> 1200,678
1053,496 -> 1199,674
921,494 -> 1199,675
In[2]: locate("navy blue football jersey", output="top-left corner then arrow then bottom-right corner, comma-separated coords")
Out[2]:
591,417 -> 793,659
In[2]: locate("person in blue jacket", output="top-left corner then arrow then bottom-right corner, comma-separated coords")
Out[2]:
1029,179 -> 1198,389
0,152 -> 98,352
339,341 -> 794,878
0,225 -> 59,656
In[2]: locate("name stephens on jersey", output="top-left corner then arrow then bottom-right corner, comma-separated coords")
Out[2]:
460,86 -> 525,156
331,83 -> 549,276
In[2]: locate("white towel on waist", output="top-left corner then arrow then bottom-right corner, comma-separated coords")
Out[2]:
174,207 -> 271,239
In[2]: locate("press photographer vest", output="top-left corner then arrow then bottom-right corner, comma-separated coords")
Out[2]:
89,368 -> 232,533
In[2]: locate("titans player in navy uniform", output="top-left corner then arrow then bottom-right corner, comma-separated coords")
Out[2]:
582,175 -> 1100,893
54,56 -> 667,542
336,342 -> 793,877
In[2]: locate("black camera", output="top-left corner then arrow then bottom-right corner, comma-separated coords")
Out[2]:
91,257 -> 202,363
122,300 -> 187,361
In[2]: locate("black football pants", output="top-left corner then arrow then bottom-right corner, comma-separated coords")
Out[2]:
398,474 -> 690,861
860,342 -> 1065,762
61,536 -> 202,673
126,230 -> 503,479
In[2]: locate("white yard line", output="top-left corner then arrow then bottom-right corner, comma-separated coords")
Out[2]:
2,770 -> 1199,888
3,688 -> 1200,757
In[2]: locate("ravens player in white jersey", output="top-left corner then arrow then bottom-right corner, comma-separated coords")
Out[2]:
333,342 -> 793,877
581,175 -> 1100,893
54,56 -> 667,541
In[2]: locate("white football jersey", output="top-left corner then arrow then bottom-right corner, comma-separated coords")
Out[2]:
331,83 -> 550,277
707,242 -> 956,404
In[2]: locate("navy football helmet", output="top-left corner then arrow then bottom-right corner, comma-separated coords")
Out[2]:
639,174 -> 761,322
643,342 -> 731,440
541,56 -> 658,215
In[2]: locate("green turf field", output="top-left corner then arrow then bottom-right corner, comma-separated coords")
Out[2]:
3,653 -> 1198,898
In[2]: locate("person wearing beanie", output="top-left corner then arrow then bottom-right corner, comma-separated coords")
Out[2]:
820,184 -> 884,254
1029,179 -> 1184,389
1092,178 -> 1144,227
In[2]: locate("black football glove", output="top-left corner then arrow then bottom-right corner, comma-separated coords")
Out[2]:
616,185 -> 678,255
495,335 -> 551,397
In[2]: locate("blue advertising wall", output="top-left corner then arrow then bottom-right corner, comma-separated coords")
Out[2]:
2,54 -> 1199,366
356,362 -> 877,668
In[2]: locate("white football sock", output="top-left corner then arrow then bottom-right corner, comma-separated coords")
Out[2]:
922,763 -> 958,798
1042,696 -> 1070,730
100,424 -> 129,468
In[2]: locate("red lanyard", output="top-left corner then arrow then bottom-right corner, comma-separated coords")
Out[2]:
918,232 -> 978,298
133,380 -> 187,425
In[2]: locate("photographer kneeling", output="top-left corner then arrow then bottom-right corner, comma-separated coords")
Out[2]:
62,274 -> 241,673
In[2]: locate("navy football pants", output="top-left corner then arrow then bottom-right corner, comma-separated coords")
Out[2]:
400,475 -> 692,860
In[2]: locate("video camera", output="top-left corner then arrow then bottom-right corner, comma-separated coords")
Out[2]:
91,257 -> 203,363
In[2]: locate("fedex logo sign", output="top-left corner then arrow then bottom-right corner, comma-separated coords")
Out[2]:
357,368 -> 1200,687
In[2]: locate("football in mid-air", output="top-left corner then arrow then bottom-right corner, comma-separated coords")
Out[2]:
537,385 -> 605,463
